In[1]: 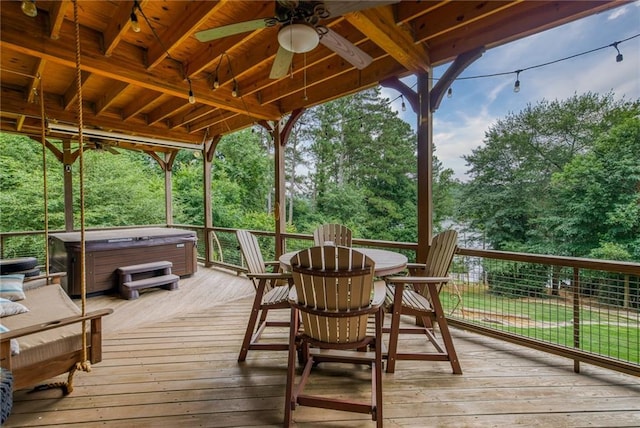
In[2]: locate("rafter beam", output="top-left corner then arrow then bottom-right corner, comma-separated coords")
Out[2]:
96,81 -> 129,115
103,0 -> 147,57
63,71 -> 91,111
1,88 -> 206,144
48,0 -> 70,40
345,5 -> 430,72
0,13 -> 281,120
146,1 -> 224,70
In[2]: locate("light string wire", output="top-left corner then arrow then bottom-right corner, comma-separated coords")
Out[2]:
379,33 -> 639,111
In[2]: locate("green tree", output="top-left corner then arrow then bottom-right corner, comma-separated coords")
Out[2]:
548,116 -> 640,259
460,93 -> 639,256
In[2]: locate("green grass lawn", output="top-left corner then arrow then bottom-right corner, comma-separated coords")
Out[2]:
442,285 -> 640,364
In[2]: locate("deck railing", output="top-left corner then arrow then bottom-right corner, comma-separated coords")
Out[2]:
2,226 -> 638,377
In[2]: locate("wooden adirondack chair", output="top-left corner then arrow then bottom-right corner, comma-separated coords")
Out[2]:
284,246 -> 384,427
383,229 -> 462,374
236,230 -> 292,362
312,223 -> 353,247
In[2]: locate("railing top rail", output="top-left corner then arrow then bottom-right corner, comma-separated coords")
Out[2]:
458,247 -> 640,275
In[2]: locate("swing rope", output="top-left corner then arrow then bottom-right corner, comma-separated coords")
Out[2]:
28,0 -> 89,396
73,0 -> 90,374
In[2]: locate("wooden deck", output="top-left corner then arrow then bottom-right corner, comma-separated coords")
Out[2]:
5,266 -> 640,427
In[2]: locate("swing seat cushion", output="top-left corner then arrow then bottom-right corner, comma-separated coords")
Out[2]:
1,281 -> 83,370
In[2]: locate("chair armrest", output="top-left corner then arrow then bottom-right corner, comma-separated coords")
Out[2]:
385,276 -> 451,285
371,281 -> 386,307
406,263 -> 426,270
0,309 -> 113,342
246,271 -> 292,281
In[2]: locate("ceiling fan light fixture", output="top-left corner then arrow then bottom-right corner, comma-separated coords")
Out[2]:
277,23 -> 319,53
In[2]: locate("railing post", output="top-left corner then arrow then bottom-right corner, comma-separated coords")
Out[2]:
572,267 -> 581,373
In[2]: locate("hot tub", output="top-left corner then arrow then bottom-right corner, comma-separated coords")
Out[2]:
49,227 -> 198,297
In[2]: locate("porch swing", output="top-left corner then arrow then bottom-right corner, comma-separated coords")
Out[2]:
0,0 -> 112,395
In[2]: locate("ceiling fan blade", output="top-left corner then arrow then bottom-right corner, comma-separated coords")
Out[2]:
269,46 -> 294,79
195,19 -> 268,42
325,1 -> 399,18
320,29 -> 372,69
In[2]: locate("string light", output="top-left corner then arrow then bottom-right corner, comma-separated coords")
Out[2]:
611,42 -> 623,62
401,95 -> 406,112
231,80 -> 239,97
211,55 -> 223,90
21,0 -> 37,17
130,1 -> 141,33
513,70 -> 521,93
447,87 -> 453,98
187,78 -> 196,104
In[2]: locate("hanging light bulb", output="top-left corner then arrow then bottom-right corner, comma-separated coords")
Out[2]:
130,11 -> 141,32
212,73 -> 220,89
447,87 -> 453,98
231,80 -> 239,97
513,71 -> 521,93
612,42 -> 623,62
21,0 -> 37,17
187,79 -> 196,104
401,95 -> 406,112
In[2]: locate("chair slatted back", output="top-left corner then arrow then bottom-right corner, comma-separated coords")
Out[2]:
237,229 -> 267,275
313,224 -> 353,247
418,230 -> 458,296
423,230 -> 458,276
291,246 -> 375,343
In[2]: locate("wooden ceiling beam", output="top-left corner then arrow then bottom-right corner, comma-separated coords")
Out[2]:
188,110 -> 242,134
426,0 -> 621,65
1,88 -> 204,144
95,81 -> 129,115
17,58 -> 47,130
122,91 -> 165,121
103,0 -> 144,57
279,55 -> 406,113
185,2 -> 276,78
197,114 -> 256,137
146,1 -> 224,70
170,105 -> 221,130
395,0 -> 450,23
47,0 -> 70,40
345,5 -> 430,72
63,70 -> 91,111
0,12 -> 281,120
413,1 -> 524,43
147,98 -> 193,127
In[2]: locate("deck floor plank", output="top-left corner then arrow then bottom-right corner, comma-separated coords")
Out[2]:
5,266 -> 639,427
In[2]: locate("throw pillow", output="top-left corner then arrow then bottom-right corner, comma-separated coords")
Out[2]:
0,297 -> 28,317
0,274 -> 26,301
0,324 -> 20,355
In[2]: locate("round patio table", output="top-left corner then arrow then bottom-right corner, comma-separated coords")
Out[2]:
279,247 -> 407,277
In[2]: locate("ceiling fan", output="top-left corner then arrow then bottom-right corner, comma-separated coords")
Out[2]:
85,139 -> 120,155
195,1 -> 396,79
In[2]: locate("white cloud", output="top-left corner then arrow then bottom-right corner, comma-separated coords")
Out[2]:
433,108 -> 496,181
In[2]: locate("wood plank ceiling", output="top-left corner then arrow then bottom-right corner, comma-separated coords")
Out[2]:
0,0 -> 625,153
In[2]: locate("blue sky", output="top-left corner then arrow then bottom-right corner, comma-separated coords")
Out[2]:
383,2 -> 640,181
